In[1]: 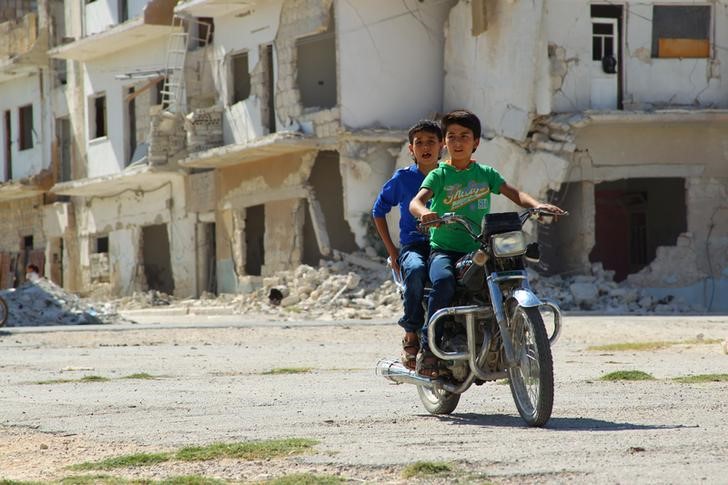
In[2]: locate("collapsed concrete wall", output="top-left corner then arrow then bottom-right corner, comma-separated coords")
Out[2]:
337,0 -> 455,129
444,0 -> 550,141
72,175 -> 195,297
0,196 -> 46,288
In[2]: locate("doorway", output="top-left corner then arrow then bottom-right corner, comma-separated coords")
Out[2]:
245,204 -> 265,276
590,5 -> 623,110
590,178 -> 686,281
142,224 -> 174,294
3,110 -> 11,180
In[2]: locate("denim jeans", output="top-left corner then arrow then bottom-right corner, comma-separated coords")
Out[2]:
421,249 -> 466,349
396,242 -> 430,333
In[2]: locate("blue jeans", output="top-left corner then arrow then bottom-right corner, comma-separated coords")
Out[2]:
421,249 -> 466,349
397,242 -> 430,333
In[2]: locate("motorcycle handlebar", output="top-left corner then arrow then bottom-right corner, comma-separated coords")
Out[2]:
418,209 -> 568,237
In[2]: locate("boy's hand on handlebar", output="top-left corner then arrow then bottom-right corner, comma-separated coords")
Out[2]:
418,211 -> 441,228
534,203 -> 566,215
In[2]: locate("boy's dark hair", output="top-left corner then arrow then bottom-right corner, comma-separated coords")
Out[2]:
441,109 -> 482,140
408,120 -> 443,143
27,264 -> 39,273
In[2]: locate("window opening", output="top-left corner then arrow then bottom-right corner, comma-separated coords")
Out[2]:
652,6 -> 711,58
95,236 -> 109,253
231,51 -> 251,104
3,110 -> 11,180
19,105 -> 33,150
245,204 -> 265,276
296,11 -> 336,109
90,94 -> 107,139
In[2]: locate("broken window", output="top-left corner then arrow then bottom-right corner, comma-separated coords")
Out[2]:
652,6 -> 711,58
245,204 -> 265,276
230,51 -> 251,105
95,236 -> 108,253
19,105 -> 33,151
195,17 -> 214,48
89,94 -> 107,139
590,178 -> 687,281
296,14 -> 337,110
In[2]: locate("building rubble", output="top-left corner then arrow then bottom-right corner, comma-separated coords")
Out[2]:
106,254 -> 698,320
0,279 -> 132,327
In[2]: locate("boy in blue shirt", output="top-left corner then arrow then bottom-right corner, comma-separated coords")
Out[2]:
372,120 -> 443,369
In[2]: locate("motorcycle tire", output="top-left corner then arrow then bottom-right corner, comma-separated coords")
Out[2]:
417,384 -> 460,415
506,306 -> 554,427
0,297 -> 7,327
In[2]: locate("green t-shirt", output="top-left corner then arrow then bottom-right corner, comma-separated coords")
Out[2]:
421,161 -> 506,252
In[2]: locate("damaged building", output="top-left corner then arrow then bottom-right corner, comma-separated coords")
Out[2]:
445,0 -> 728,312
1,0 -> 726,313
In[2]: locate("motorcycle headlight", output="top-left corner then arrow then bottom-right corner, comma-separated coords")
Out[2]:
491,231 -> 527,257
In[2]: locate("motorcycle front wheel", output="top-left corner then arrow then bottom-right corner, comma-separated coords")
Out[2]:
417,384 -> 460,415
507,306 -> 554,427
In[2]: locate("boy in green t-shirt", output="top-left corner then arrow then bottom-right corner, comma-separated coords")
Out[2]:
409,109 -> 564,378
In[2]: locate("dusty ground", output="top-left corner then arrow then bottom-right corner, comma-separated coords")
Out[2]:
0,314 -> 727,484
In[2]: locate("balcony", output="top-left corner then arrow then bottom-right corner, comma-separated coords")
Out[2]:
179,132 -> 319,169
174,0 -> 256,17
49,0 -> 179,62
0,12 -> 49,82
0,169 -> 52,203
50,162 -> 179,197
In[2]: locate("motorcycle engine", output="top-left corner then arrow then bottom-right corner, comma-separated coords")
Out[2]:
440,318 -> 470,381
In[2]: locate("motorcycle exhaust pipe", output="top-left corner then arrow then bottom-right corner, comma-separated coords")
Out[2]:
375,359 -> 435,389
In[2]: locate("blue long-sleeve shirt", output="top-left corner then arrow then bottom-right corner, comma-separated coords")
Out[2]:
372,164 -> 428,247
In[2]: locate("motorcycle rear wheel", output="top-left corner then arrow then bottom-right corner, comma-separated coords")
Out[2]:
507,306 -> 554,427
0,297 -> 7,327
417,384 -> 460,415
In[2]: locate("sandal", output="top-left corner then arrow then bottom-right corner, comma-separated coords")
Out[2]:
401,332 -> 419,370
416,349 -> 439,378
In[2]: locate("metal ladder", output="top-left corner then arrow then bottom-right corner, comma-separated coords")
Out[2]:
160,16 -> 213,113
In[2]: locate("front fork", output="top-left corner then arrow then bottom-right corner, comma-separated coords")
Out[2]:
427,271 -> 562,373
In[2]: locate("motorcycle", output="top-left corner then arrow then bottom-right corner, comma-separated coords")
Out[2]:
376,208 -> 564,427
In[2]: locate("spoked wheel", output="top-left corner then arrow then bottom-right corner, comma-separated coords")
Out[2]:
507,306 -> 554,427
417,384 -> 460,415
0,297 -> 8,327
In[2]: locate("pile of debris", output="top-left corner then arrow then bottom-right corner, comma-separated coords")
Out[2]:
0,279 -> 132,326
230,257 -> 697,320
233,252 -> 401,321
531,263 -> 698,313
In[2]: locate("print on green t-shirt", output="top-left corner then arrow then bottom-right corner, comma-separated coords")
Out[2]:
421,161 -> 506,252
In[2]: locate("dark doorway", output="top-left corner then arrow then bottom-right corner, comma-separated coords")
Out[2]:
302,199 -> 323,266
4,110 -> 11,180
199,222 -> 217,294
308,151 -> 357,253
142,224 -> 174,294
590,178 -> 686,281
245,205 -> 265,276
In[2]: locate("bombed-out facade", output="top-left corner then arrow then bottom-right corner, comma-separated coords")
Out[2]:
1,0 -> 726,312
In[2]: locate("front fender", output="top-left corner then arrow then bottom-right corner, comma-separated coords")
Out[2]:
511,288 -> 541,308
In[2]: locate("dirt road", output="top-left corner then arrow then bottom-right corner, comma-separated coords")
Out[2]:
1,314 -> 727,483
